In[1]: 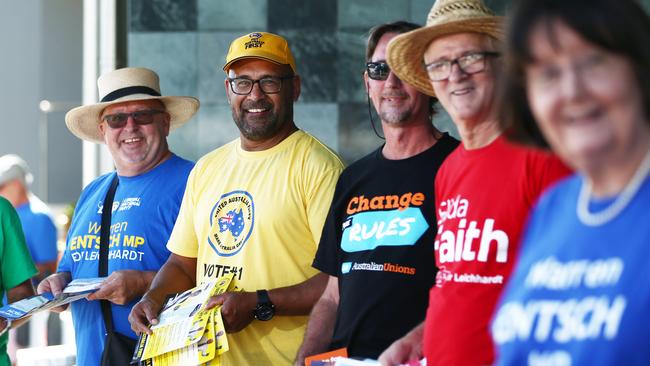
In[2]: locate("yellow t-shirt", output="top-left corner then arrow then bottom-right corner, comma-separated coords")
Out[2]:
168,130 -> 344,365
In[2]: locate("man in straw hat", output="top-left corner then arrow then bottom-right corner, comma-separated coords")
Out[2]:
129,32 -> 344,365
294,21 -> 458,365
38,67 -> 198,366
379,0 -> 571,365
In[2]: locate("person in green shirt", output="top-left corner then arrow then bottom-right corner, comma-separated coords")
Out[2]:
0,196 -> 37,366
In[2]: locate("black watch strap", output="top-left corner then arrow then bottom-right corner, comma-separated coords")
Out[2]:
254,289 -> 275,321
257,289 -> 272,304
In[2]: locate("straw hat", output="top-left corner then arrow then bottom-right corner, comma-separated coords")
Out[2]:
386,0 -> 504,97
65,67 -> 199,143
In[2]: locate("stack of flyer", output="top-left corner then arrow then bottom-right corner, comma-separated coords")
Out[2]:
0,277 -> 106,320
131,274 -> 234,366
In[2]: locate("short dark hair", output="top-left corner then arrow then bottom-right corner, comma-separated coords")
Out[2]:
500,0 -> 650,147
366,21 -> 420,62
366,21 -> 437,114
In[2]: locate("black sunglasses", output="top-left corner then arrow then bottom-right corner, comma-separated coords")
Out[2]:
102,109 -> 165,129
366,61 -> 391,81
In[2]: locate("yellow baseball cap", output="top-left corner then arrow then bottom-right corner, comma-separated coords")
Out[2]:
223,32 -> 297,74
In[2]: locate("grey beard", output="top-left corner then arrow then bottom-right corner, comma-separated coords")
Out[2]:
380,109 -> 412,125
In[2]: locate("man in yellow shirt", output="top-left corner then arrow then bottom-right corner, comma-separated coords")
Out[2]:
129,32 -> 344,365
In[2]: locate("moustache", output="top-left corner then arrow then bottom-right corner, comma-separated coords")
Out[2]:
241,100 -> 273,111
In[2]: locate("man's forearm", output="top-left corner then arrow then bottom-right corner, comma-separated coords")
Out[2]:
407,322 -> 425,342
267,272 -> 328,316
295,276 -> 339,365
136,271 -> 158,296
7,279 -> 35,303
35,261 -> 57,281
7,279 -> 36,329
143,254 -> 197,305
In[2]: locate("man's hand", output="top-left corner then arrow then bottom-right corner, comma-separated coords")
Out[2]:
206,291 -> 257,333
378,323 -> 424,366
37,272 -> 72,312
127,254 -> 197,336
129,296 -> 163,336
87,270 -> 153,305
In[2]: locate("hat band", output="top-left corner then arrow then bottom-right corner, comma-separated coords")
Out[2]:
100,86 -> 161,103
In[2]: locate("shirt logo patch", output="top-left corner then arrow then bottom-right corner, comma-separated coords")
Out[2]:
340,207 -> 428,253
340,261 -> 416,275
435,265 -> 504,288
341,262 -> 352,274
208,191 -> 254,257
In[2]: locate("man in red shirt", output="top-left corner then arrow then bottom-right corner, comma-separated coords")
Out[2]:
379,0 -> 571,365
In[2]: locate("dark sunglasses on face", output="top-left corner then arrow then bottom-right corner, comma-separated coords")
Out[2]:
101,109 -> 165,129
366,61 -> 391,81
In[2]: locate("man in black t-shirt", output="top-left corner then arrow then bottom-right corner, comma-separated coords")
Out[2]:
295,21 -> 459,364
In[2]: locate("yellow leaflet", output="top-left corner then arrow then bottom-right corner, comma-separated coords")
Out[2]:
214,308 -> 229,355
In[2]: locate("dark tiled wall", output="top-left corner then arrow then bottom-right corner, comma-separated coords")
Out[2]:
130,0 -> 197,31
128,0 -> 510,163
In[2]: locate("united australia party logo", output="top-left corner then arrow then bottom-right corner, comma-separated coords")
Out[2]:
208,191 -> 254,257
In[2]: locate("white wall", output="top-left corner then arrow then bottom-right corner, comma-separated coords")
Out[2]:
0,0 -> 83,204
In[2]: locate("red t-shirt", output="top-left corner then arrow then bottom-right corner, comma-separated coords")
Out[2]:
423,135 -> 571,366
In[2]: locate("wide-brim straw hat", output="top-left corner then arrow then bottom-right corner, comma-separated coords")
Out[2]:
65,67 -> 199,143
387,0 -> 504,97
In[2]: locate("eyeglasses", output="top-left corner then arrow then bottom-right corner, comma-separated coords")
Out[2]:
227,76 -> 294,95
366,61 -> 391,81
424,51 -> 500,81
101,109 -> 165,129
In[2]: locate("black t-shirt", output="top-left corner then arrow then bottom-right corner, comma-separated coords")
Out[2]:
313,133 -> 459,358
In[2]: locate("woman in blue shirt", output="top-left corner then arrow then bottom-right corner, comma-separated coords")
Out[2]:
493,0 -> 650,365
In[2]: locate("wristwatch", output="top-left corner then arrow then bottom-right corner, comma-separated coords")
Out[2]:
253,289 -> 275,321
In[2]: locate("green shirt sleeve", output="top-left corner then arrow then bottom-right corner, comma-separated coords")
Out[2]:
0,198 -> 38,293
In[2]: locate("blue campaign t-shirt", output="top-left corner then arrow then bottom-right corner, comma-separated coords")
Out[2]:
492,174 -> 650,366
58,154 -> 193,366
16,198 -> 58,265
